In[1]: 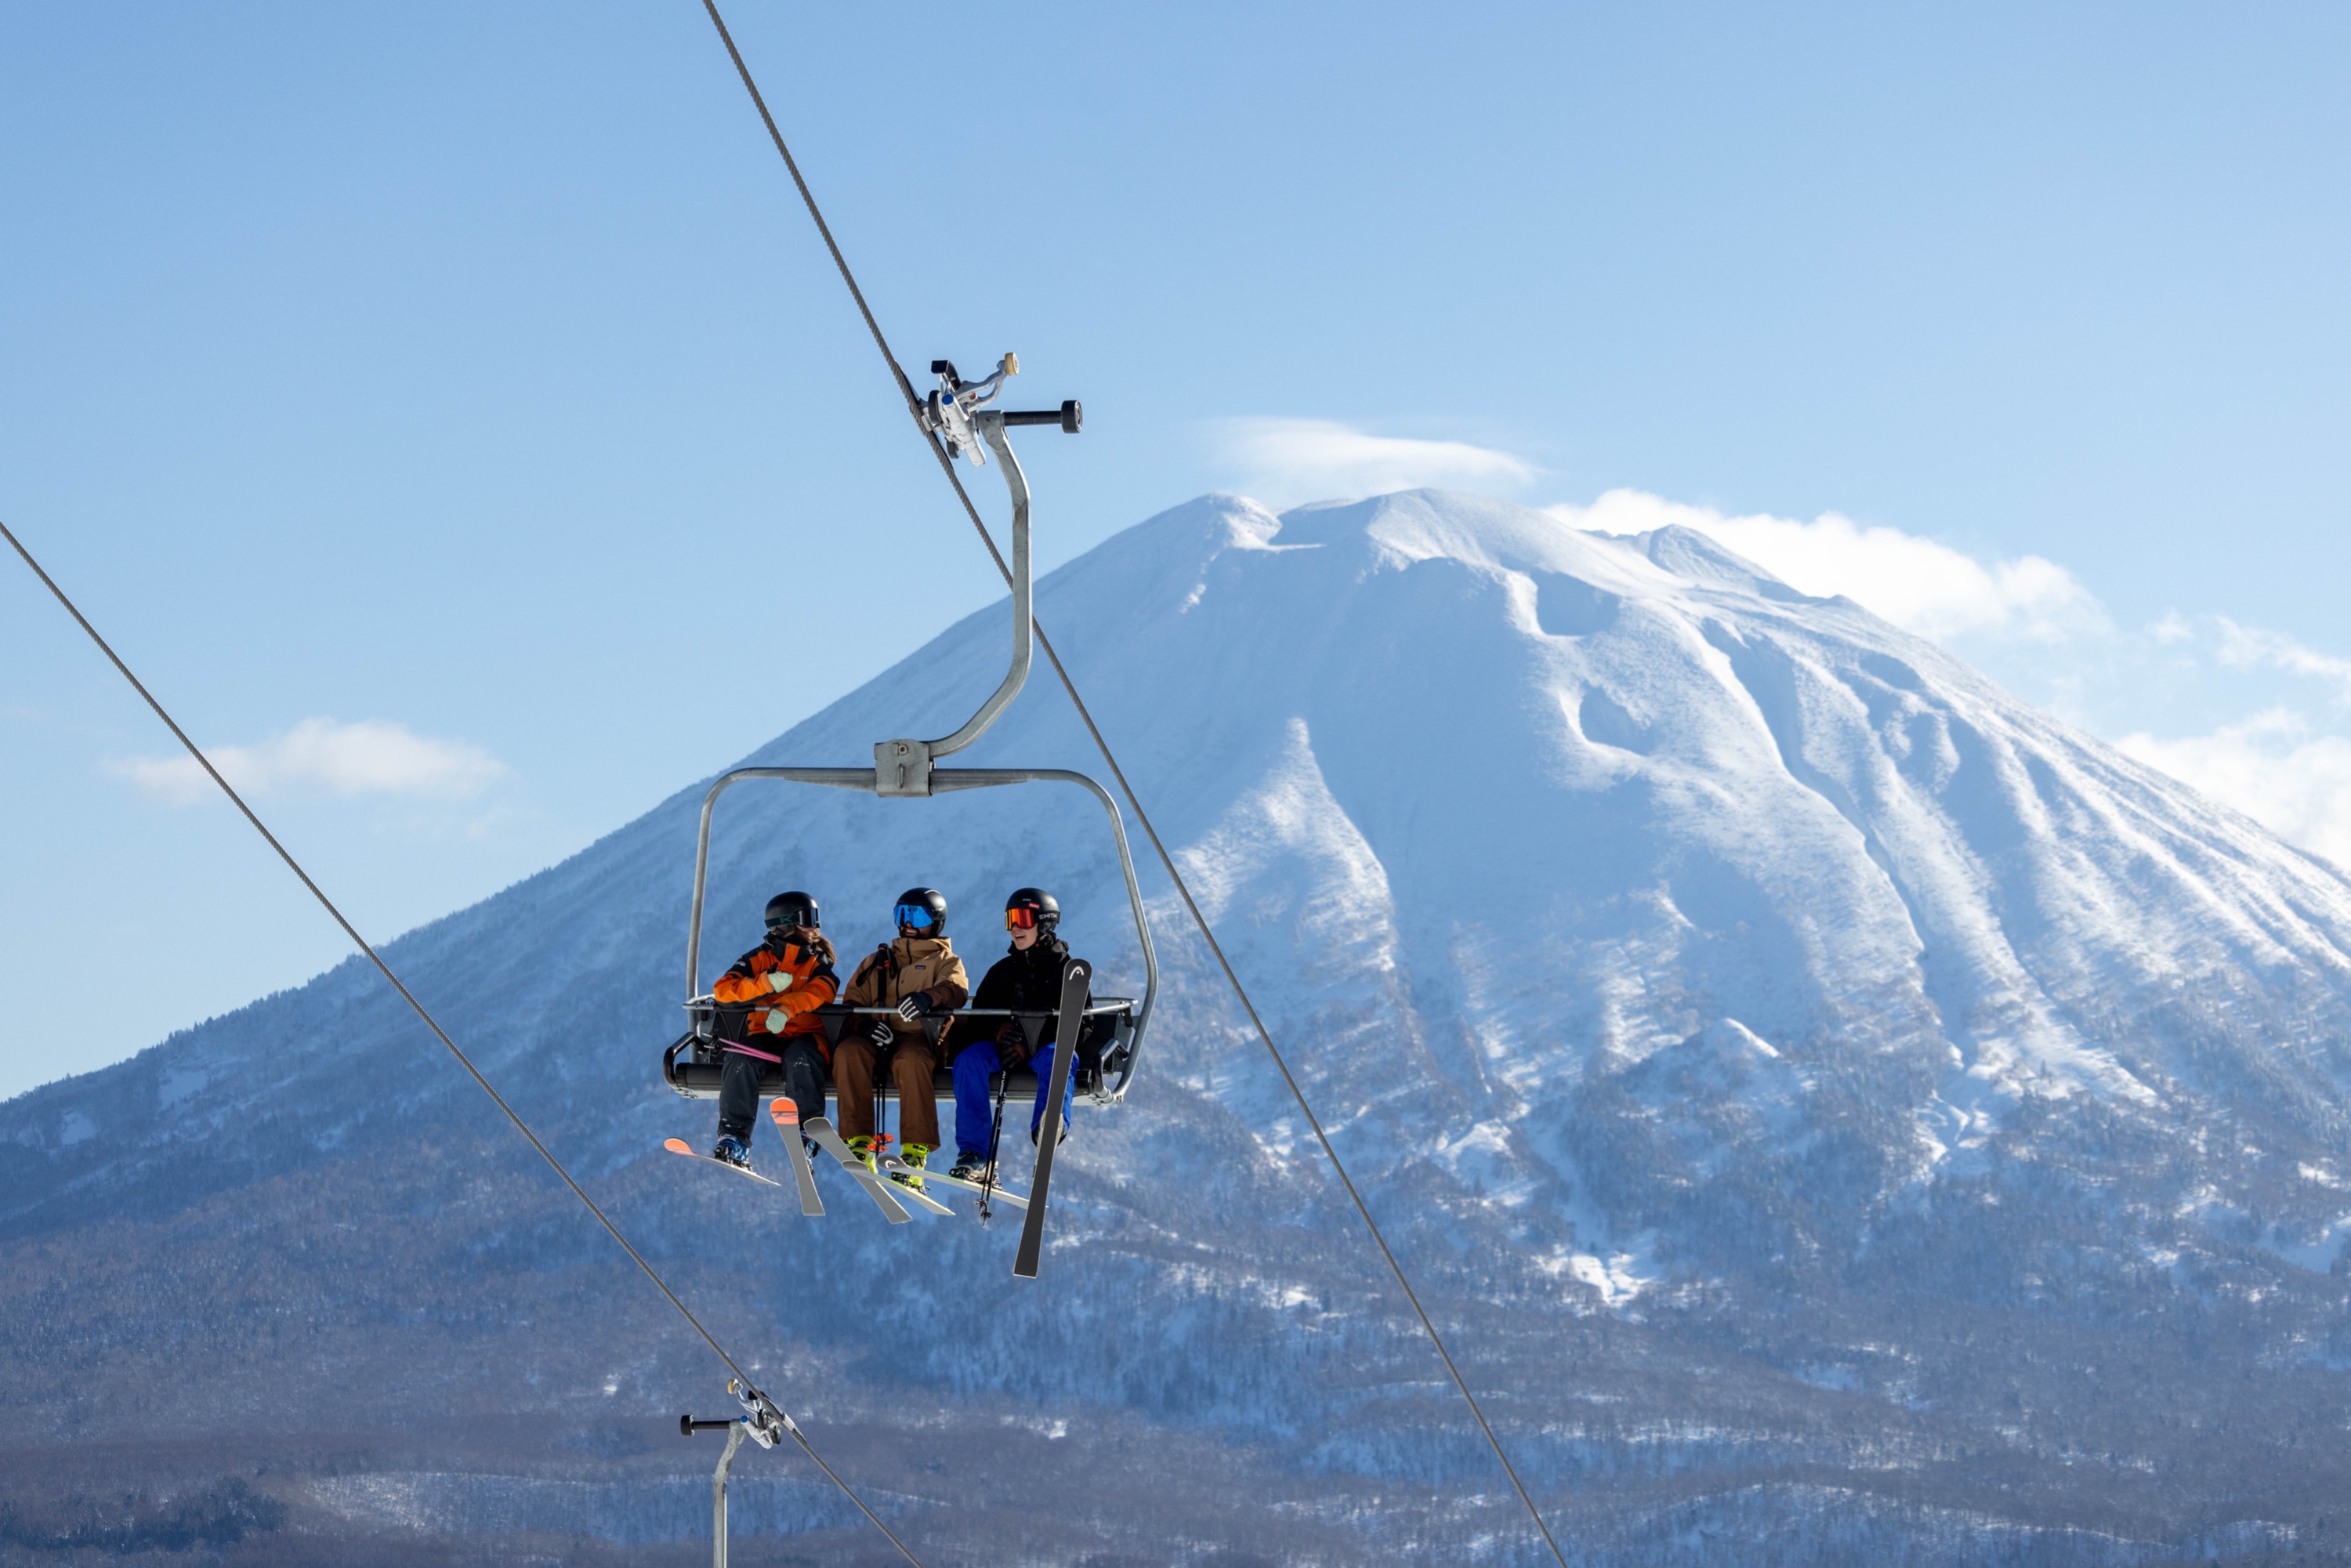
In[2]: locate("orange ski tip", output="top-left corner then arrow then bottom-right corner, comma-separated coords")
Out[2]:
663,1138 -> 694,1154
767,1102 -> 798,1126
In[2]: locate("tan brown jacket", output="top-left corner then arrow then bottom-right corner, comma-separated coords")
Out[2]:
841,935 -> 969,1052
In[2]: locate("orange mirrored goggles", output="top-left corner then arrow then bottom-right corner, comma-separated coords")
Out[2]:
1005,906 -> 1045,931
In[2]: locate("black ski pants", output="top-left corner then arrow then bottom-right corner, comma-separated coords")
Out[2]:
718,1037 -> 827,1143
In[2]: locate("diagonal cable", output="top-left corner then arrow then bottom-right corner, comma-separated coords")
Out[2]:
0,516 -> 926,1568
694,7 -> 1568,1563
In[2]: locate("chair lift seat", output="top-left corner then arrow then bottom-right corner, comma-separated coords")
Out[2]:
661,1000 -> 1134,1104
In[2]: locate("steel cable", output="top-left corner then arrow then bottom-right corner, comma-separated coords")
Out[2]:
694,7 -> 1570,1563
0,516 -> 926,1568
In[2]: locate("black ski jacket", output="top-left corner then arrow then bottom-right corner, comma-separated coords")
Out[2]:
970,937 -> 1089,1069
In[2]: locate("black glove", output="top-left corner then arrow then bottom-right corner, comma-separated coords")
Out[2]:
896,992 -> 933,1023
868,1016 -> 894,1047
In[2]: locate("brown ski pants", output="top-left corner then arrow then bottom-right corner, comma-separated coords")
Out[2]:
831,1035 -> 941,1149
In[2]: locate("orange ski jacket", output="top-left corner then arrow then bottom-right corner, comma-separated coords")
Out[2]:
712,935 -> 840,1059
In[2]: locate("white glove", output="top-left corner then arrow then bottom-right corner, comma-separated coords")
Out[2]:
765,969 -> 796,995
763,1006 -> 794,1034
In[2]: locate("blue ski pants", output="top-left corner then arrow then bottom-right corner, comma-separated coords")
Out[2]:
951,1038 -> 1074,1157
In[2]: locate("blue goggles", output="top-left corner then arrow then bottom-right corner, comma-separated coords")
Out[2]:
894,902 -> 936,930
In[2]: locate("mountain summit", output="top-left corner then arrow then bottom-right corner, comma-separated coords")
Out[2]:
8,490 -> 2351,1565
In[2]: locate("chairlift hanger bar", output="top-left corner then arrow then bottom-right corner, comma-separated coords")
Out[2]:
879,354 -> 1081,793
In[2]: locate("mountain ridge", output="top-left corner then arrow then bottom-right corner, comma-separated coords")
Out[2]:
9,487 -> 2351,1565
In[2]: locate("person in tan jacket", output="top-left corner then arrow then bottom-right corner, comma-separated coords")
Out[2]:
832,886 -> 969,1186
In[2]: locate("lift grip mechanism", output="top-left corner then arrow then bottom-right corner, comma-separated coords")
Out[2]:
672,1378 -> 791,1448
926,357 -> 1081,438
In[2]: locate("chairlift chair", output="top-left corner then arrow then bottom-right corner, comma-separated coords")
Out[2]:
658,357 -> 1157,1266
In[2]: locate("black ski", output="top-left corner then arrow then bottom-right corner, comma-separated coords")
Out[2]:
1014,958 -> 1089,1279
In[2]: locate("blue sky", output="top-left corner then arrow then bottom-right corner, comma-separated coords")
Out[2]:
5,2 -> 2349,1099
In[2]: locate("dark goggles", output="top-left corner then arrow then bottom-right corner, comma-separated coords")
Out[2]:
766,913 -> 815,934
1005,906 -> 1047,931
894,902 -> 936,930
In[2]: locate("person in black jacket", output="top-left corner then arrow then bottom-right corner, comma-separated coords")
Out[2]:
947,886 -> 1089,1181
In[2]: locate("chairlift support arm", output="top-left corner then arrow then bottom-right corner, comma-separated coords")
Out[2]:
881,356 -> 1080,796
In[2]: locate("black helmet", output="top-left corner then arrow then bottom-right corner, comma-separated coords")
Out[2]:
893,886 -> 947,938
764,891 -> 819,932
1005,886 -> 1060,933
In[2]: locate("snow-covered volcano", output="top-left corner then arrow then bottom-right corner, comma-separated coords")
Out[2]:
8,490 -> 2351,1566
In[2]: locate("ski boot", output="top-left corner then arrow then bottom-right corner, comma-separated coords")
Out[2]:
893,1142 -> 930,1191
947,1150 -> 991,1184
845,1134 -> 881,1175
711,1135 -> 751,1169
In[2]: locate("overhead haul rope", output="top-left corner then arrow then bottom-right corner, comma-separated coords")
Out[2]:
695,7 -> 1569,1563
0,517 -> 926,1568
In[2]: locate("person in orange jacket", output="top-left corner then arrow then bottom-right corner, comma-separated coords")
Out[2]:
831,886 -> 968,1187
707,891 -> 838,1168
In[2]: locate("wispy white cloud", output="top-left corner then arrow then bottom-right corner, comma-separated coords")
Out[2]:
2116,712 -> 2351,870
2212,618 -> 2351,704
1546,489 -> 2103,643
110,718 -> 507,806
1212,418 -> 1536,507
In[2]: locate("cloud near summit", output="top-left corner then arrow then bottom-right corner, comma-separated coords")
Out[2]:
111,718 -> 507,806
1210,422 -> 2099,646
1545,490 -> 2103,643
1208,418 -> 2351,875
1211,417 -> 1537,507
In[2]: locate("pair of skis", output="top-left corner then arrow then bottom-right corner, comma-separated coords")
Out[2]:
665,1111 -> 931,1219
662,960 -> 1088,1278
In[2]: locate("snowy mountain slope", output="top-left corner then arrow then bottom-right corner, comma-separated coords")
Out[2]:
9,489 -> 2351,1565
